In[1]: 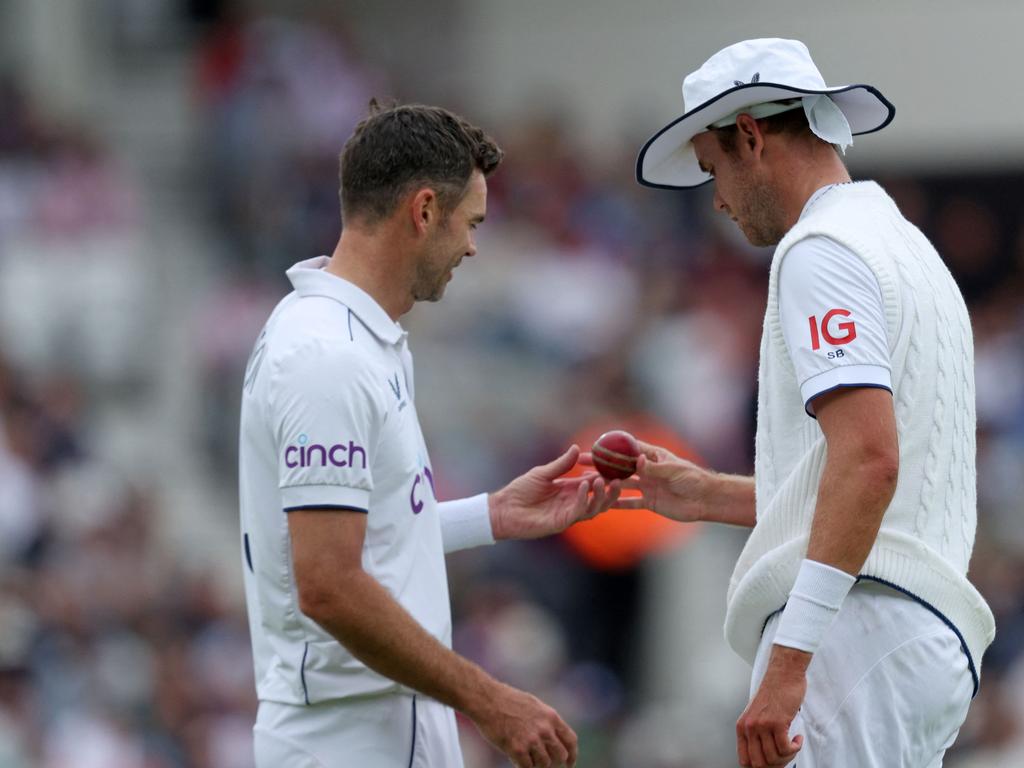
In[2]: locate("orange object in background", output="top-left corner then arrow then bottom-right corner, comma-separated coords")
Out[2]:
562,414 -> 702,571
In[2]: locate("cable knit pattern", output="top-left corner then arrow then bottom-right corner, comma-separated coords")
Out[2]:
725,182 -> 995,686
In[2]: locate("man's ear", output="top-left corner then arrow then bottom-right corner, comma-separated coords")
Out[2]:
734,113 -> 765,160
409,187 -> 437,236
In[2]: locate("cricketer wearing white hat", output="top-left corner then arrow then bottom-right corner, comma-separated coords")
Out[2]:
621,38 -> 995,768
637,38 -> 894,189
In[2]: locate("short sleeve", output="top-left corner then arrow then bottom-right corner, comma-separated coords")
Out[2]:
269,340 -> 383,512
779,236 -> 893,416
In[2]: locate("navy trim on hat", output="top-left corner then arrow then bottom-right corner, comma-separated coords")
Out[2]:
636,81 -> 895,190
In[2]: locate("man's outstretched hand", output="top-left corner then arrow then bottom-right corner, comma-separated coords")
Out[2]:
580,439 -> 757,528
489,445 -> 620,540
580,439 -> 709,523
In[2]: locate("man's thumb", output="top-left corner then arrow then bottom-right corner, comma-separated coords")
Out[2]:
537,445 -> 580,479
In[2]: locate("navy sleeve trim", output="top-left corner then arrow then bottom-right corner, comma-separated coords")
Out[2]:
243,533 -> 254,573
805,382 -> 893,419
283,504 -> 369,514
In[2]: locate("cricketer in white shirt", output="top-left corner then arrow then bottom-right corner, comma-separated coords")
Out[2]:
760,185 -> 976,765
239,252 -> 613,767
242,103 -> 621,768
240,256 -> 465,706
633,37 -> 992,767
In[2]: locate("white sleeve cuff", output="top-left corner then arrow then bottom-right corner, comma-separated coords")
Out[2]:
438,493 -> 494,554
801,363 -> 892,415
281,484 -> 371,512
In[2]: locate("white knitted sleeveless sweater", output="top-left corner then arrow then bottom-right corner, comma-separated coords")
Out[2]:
724,182 -> 995,688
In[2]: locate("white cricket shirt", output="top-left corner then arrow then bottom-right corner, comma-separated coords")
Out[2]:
779,185 -> 893,415
727,181 -> 994,688
239,256 -> 486,705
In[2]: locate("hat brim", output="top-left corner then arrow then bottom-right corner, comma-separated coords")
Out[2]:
636,82 -> 895,190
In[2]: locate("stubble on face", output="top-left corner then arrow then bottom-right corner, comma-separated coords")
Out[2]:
411,219 -> 460,303
694,131 -> 786,248
410,172 -> 485,304
736,175 -> 787,247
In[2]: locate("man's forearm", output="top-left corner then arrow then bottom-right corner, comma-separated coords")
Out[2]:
305,570 -> 495,716
768,389 -> 899,677
805,445 -> 897,574
768,446 -> 895,666
700,471 -> 757,527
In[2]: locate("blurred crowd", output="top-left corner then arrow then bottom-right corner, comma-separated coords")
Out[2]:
0,77 -> 152,388
0,76 -> 256,766
1,7 -> 1024,767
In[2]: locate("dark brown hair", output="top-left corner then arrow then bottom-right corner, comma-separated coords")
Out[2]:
339,99 -> 503,225
713,102 -> 814,155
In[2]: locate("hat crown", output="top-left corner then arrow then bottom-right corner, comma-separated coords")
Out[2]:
682,38 -> 827,113
637,37 -> 893,189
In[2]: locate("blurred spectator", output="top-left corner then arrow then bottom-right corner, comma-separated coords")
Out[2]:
0,65 -> 255,766
194,12 -> 384,277
0,349 -> 258,766
0,79 -> 150,386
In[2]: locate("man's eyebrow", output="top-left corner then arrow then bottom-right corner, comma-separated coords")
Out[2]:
472,213 -> 486,223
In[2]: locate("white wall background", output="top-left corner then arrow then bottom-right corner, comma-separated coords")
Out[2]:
462,0 -> 1024,173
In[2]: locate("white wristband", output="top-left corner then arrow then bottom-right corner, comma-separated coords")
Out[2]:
774,559 -> 856,654
438,493 -> 494,553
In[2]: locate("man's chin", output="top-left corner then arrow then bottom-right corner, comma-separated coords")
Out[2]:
740,224 -> 782,248
413,285 -> 447,303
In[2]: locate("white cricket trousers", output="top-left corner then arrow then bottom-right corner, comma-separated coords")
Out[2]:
751,581 -> 974,768
254,692 -> 464,768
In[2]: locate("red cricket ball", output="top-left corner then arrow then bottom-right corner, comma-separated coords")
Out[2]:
591,430 -> 640,481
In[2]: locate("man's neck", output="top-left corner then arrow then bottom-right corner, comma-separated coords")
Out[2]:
324,227 -> 414,321
779,150 -> 852,233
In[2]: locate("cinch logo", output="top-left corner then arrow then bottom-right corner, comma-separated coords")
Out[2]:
285,434 -> 367,469
808,309 -> 857,350
409,465 -> 435,515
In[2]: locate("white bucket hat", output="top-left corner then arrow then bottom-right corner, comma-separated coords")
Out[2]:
636,38 -> 895,189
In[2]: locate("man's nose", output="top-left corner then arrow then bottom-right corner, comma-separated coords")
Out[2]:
713,187 -> 728,214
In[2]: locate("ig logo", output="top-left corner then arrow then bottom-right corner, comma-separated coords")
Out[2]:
808,309 -> 857,350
